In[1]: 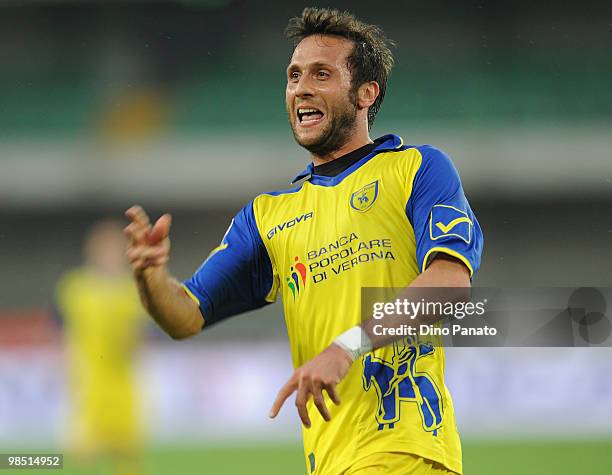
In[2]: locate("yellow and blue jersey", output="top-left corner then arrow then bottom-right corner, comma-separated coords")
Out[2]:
184,134 -> 483,474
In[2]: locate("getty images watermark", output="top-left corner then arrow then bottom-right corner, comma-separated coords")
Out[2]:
362,287 -> 612,347
372,297 -> 494,337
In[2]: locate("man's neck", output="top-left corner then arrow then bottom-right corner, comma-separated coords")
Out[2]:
311,134 -> 373,166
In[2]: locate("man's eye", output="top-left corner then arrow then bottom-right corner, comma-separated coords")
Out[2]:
317,71 -> 330,79
289,72 -> 300,81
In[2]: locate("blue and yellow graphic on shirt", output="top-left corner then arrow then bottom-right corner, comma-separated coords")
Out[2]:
183,134 -> 483,475
430,204 -> 472,244
363,338 -> 443,433
350,180 -> 379,212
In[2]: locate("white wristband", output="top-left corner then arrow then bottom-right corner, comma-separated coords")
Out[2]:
333,326 -> 373,361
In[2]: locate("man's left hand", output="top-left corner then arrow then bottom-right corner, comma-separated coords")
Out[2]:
269,343 -> 353,428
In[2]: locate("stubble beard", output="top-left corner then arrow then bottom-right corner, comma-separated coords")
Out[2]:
289,95 -> 358,158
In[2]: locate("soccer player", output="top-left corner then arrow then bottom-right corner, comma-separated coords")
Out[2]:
55,219 -> 146,475
125,8 -> 483,475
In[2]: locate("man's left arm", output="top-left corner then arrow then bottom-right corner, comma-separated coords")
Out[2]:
269,255 -> 469,427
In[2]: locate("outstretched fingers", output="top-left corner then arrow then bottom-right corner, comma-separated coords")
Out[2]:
125,205 -> 151,226
123,222 -> 147,245
312,380 -> 330,422
295,378 -> 313,428
325,385 -> 341,406
124,206 -> 172,272
147,213 -> 172,245
269,377 -> 297,419
124,205 -> 152,245
270,374 -> 339,428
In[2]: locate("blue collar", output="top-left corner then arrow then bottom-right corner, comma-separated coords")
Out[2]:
290,134 -> 404,185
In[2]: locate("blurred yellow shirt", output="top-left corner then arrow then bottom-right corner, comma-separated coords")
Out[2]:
55,268 -> 144,450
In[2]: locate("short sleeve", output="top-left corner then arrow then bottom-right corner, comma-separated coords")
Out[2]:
405,146 -> 483,277
182,201 -> 277,326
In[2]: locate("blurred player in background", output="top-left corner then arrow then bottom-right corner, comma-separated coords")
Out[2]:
55,219 -> 145,475
125,7 -> 482,475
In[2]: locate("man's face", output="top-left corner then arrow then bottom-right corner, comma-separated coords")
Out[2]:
286,35 -> 358,156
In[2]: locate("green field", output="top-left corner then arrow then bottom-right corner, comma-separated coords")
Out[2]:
10,441 -> 612,474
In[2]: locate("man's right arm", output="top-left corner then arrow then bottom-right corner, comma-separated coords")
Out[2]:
135,267 -> 203,340
125,205 -> 203,340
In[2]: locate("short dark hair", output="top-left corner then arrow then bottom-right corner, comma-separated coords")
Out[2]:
285,7 -> 394,129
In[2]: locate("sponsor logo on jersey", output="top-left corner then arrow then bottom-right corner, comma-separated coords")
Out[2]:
267,211 -> 314,240
286,256 -> 307,302
429,204 -> 472,244
363,338 -> 443,434
350,180 -> 379,212
305,233 -> 396,284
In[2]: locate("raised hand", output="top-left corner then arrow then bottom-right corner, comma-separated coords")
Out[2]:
124,205 -> 172,273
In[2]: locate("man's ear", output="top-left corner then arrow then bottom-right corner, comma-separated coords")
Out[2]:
357,81 -> 380,109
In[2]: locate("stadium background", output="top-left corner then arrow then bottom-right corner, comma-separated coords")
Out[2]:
0,0 -> 611,473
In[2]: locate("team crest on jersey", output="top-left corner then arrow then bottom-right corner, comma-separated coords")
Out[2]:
349,180 -> 379,212
362,338 -> 444,434
286,256 -> 307,302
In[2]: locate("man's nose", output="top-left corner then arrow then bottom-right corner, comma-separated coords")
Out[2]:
295,74 -> 314,97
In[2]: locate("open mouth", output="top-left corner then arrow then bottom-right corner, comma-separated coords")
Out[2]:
297,107 -> 325,125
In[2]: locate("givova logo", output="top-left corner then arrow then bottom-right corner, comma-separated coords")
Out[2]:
286,256 -> 307,302
267,211 -> 314,240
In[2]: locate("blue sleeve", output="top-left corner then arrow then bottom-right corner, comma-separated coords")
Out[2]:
182,201 -> 275,326
406,146 -> 483,276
